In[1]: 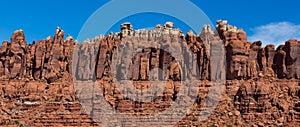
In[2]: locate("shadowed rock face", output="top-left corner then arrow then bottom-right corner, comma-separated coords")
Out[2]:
0,21 -> 299,127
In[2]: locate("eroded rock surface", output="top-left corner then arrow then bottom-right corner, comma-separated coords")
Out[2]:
0,21 -> 299,127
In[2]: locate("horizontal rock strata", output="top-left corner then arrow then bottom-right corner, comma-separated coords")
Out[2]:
0,21 -> 299,126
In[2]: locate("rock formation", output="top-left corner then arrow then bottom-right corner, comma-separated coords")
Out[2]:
0,21 -> 299,127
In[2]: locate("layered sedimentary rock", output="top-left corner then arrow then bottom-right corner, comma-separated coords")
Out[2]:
0,21 -> 299,127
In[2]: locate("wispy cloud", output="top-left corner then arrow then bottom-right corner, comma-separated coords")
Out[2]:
248,22 -> 300,47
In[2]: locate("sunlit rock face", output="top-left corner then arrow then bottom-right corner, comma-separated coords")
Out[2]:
0,21 -> 299,127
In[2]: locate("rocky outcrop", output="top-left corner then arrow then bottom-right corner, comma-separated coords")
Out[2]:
216,20 -> 292,80
0,21 -> 299,82
7,30 -> 26,79
233,80 -> 300,126
0,21 -> 299,127
0,27 -> 76,83
285,39 -> 300,79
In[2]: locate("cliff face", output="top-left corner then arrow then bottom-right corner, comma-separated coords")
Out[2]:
0,21 -> 299,126
1,21 -> 299,82
0,28 -> 74,83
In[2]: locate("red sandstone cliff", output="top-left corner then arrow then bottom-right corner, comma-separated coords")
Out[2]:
0,20 -> 299,126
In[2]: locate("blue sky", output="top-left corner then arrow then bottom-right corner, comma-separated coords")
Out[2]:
1,0 -> 300,46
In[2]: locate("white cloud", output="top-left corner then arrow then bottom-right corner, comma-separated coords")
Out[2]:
248,22 -> 300,47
